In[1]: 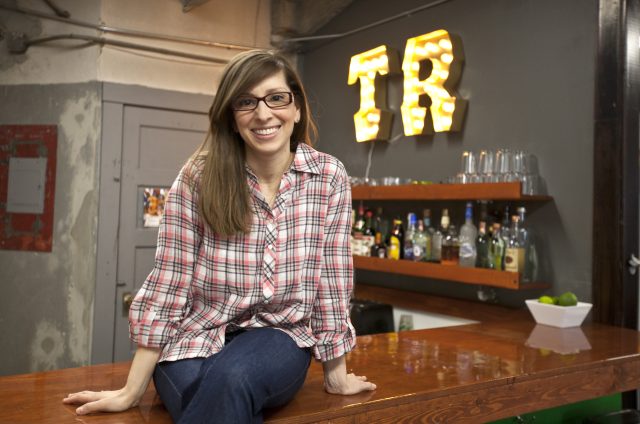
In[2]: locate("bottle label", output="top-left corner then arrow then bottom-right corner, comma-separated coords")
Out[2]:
505,247 -> 525,272
404,243 -> 415,260
389,236 -> 400,260
361,235 -> 375,255
412,244 -> 425,261
351,237 -> 363,256
459,242 -> 475,258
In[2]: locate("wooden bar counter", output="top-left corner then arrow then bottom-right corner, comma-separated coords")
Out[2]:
1,292 -> 639,423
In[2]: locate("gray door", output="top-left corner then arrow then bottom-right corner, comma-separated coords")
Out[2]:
113,106 -> 208,361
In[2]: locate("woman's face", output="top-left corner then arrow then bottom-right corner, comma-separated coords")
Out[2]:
232,71 -> 301,162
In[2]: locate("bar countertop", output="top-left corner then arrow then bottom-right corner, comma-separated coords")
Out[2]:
1,286 -> 639,423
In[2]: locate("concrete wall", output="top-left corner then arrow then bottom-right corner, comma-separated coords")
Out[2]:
0,0 -> 271,375
98,0 -> 271,94
302,0 -> 597,307
0,83 -> 101,374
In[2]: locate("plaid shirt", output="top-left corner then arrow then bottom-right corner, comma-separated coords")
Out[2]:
129,143 -> 356,362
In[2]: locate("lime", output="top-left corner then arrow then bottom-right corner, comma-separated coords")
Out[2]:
557,292 -> 578,307
538,295 -> 555,304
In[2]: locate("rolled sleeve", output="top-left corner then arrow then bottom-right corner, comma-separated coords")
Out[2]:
128,162 -> 203,348
311,164 -> 356,361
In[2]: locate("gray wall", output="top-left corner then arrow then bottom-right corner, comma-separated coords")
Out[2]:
302,0 -> 597,306
0,83 -> 101,375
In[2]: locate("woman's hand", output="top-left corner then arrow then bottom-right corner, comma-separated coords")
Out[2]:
62,388 -> 138,415
322,355 -> 377,395
62,346 -> 161,415
323,371 -> 377,395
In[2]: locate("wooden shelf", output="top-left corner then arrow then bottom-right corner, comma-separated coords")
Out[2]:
351,181 -> 552,201
353,255 -> 549,290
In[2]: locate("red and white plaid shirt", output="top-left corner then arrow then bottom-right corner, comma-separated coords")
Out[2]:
129,143 -> 356,362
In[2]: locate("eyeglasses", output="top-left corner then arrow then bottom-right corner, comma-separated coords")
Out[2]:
231,92 -> 294,111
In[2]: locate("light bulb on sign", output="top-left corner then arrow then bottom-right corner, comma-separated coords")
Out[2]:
347,45 -> 401,142
400,29 -> 467,136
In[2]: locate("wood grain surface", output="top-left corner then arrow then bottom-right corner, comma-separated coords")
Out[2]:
1,301 -> 637,423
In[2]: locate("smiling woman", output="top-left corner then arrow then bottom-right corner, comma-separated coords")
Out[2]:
63,50 -> 376,423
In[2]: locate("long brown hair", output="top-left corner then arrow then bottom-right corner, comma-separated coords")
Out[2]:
193,50 -> 317,236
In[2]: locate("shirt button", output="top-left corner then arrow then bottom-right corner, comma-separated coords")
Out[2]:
267,244 -> 274,250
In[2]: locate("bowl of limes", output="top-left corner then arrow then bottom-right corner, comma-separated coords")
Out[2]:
525,292 -> 592,328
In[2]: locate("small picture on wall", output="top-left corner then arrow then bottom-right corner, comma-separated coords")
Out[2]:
143,187 -> 167,227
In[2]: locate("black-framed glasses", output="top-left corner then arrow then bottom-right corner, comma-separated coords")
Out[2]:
231,91 -> 294,111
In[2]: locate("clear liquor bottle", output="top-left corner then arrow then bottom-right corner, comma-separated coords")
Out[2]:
412,219 -> 428,261
504,215 -> 525,273
431,209 -> 449,263
404,213 -> 417,261
458,202 -> 478,267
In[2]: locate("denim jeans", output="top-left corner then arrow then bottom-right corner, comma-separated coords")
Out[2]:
153,328 -> 312,424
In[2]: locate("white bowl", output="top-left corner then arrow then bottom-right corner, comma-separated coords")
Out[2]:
525,299 -> 592,328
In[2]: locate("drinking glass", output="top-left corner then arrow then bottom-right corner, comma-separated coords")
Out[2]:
477,150 -> 495,182
494,149 -> 512,182
457,151 -> 477,183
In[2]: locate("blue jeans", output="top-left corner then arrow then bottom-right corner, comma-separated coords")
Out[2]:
153,328 -> 311,423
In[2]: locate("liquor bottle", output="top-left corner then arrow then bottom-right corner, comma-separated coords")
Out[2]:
441,223 -> 460,266
431,209 -> 449,263
412,219 -> 428,261
489,223 -> 505,270
403,213 -> 417,261
475,221 -> 491,268
505,215 -> 525,273
517,206 -> 538,282
500,205 -> 511,247
388,219 -> 404,260
374,207 -> 390,242
458,202 -> 478,267
352,204 -> 366,256
422,209 -> 435,261
371,231 -> 387,258
361,210 -> 376,257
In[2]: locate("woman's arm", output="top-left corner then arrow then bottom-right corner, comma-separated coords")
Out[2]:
322,355 -> 376,395
311,160 -> 377,395
62,346 -> 161,415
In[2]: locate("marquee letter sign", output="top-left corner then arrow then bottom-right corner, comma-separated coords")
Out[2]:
347,45 -> 401,142
349,29 -> 466,141
401,29 -> 466,135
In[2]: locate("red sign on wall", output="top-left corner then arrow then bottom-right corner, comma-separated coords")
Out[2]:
0,125 -> 57,252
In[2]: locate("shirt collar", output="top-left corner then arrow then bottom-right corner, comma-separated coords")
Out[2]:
244,143 -> 321,183
290,143 -> 322,175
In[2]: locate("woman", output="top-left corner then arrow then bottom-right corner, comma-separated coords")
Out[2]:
63,49 -> 376,423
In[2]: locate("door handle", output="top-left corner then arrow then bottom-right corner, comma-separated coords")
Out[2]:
628,254 -> 640,275
123,292 -> 134,314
